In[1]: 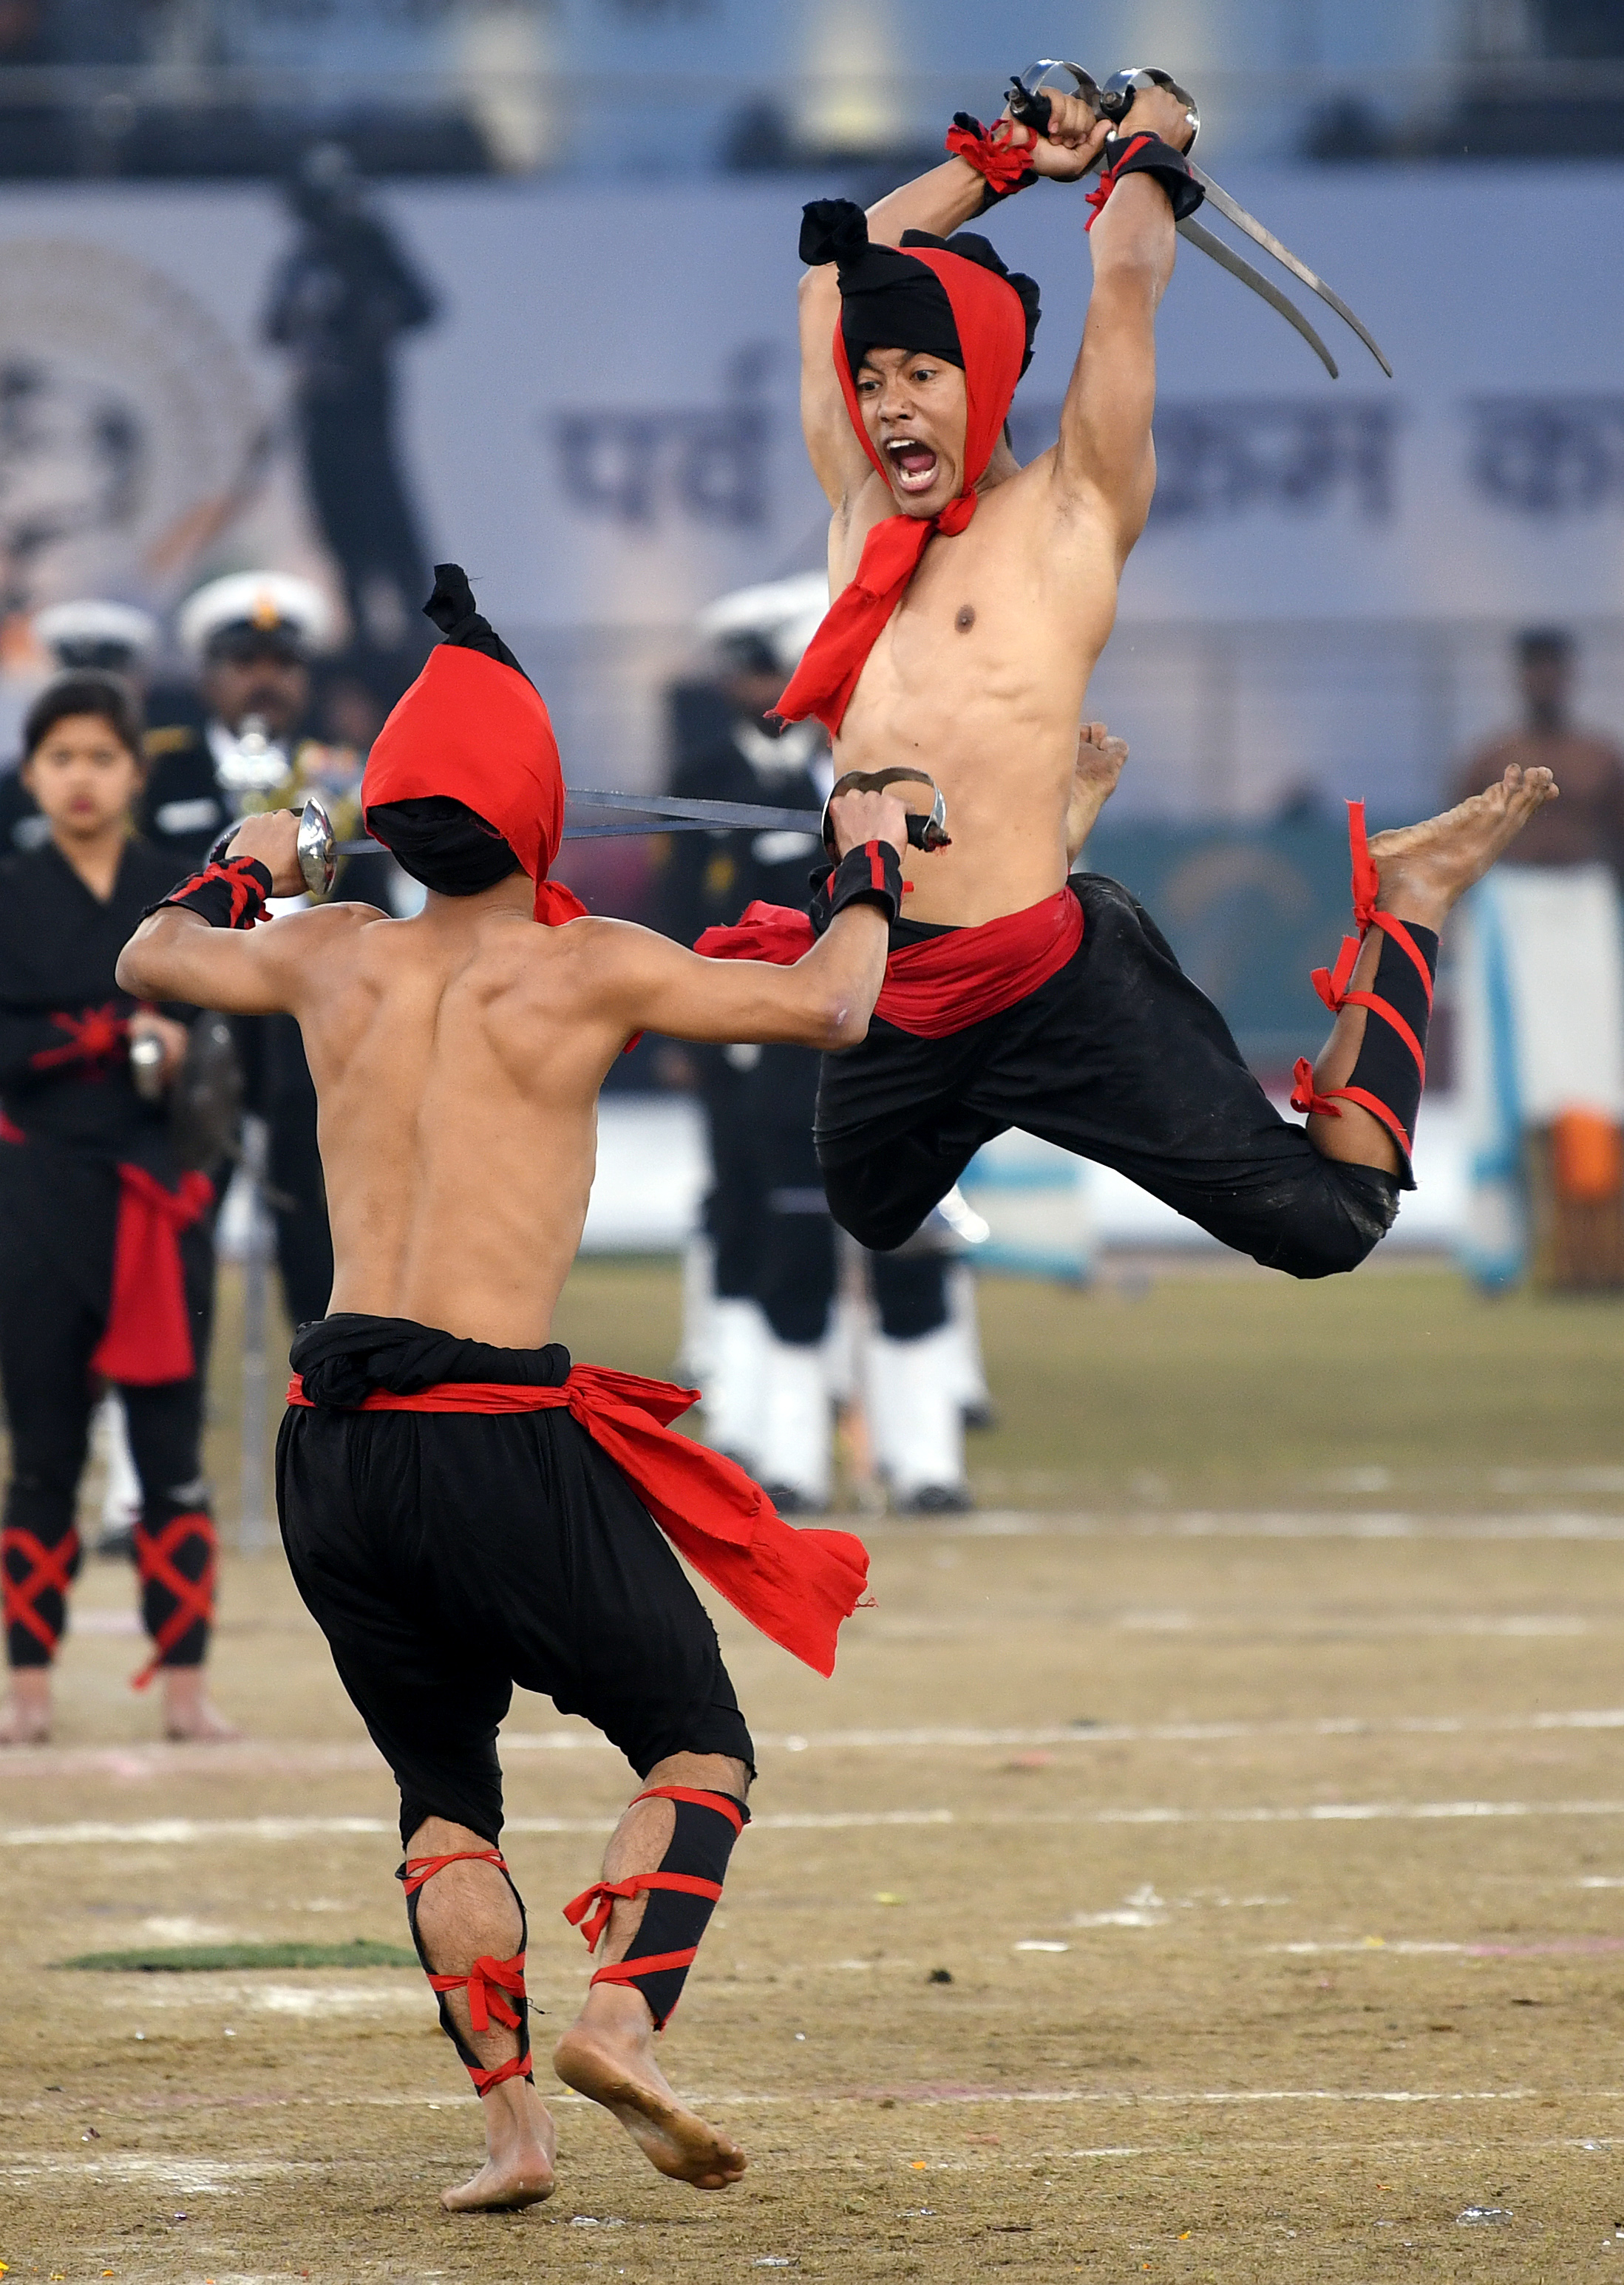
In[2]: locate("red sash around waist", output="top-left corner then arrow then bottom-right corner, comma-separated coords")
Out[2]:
695,885 -> 1083,1041
285,1363 -> 870,1678
91,1164 -> 214,1387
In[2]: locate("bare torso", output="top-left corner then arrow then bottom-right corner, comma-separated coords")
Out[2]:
830,458 -> 1121,926
296,899 -> 628,1348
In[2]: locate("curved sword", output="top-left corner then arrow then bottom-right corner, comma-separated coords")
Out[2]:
1177,217 -> 1339,380
1185,164 -> 1392,378
333,788 -> 827,860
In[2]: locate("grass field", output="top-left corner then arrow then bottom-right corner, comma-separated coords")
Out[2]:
5,1255 -> 1624,2283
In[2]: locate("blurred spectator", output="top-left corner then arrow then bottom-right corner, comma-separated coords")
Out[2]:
663,574 -> 976,1513
263,146 -> 438,663
141,571 -> 394,1331
0,600 -> 158,855
0,670 -> 232,1744
1453,628 -> 1624,1291
1450,628 -> 1624,876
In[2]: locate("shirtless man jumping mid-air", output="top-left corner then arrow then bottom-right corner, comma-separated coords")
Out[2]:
118,568 -> 920,2215
703,78 -> 1557,1272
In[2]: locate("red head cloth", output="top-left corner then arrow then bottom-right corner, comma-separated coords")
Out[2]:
776,210 -> 1034,737
363,584 -> 587,926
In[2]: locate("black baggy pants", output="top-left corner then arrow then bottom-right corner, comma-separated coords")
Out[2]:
816,874 -> 1399,1279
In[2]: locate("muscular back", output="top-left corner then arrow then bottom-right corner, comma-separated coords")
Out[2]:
297,906 -> 622,1348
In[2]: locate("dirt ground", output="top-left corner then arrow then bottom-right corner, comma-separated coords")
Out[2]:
6,1260 -> 1624,2282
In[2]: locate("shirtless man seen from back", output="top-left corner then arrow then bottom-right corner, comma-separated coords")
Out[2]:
118,571 -> 919,2216
719,76 -> 1558,1277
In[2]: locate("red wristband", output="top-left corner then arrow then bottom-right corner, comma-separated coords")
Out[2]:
946,113 -> 1037,208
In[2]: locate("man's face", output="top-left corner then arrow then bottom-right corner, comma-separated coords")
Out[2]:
855,347 -> 968,520
203,648 -> 310,739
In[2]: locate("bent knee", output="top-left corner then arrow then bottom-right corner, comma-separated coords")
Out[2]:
1262,1165 -> 1399,1280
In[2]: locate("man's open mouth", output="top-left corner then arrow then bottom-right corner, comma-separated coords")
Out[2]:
886,439 -> 940,495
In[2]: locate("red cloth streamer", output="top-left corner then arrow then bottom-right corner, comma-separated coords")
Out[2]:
89,1166 -> 214,1387
696,886 -> 1082,1041
776,247 -> 1028,736
563,1871 -> 723,1954
945,115 -> 1034,197
286,1365 -> 871,1678
429,1951 -> 526,2037
363,642 -> 588,928
401,1847 -> 509,1898
130,1510 -> 216,1688
1,1524 -> 79,1656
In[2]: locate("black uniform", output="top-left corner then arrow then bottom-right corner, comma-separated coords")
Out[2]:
662,721 -> 948,1345
138,716 -> 394,1332
0,838 -> 218,1676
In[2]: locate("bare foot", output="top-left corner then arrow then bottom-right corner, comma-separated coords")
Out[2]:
554,1989 -> 747,2191
0,1671 -> 51,1746
160,1669 -> 241,1742
440,2081 -> 557,2213
1065,723 -> 1129,868
1368,763 -> 1557,929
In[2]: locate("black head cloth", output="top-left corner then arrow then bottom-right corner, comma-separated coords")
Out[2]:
799,197 -> 1042,379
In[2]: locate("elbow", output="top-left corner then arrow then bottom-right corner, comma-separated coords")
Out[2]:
115,924 -> 161,1000
815,995 -> 870,1052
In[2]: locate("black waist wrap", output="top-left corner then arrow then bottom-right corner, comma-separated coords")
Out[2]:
291,1311 -> 571,1408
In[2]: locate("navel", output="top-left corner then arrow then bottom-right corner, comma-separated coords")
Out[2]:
955,603 -> 976,633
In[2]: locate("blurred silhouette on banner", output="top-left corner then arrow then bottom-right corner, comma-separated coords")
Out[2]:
1450,629 -> 1624,1291
659,575 -> 987,1516
263,146 -> 438,668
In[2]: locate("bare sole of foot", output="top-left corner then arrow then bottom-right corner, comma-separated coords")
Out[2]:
1369,763 -> 1558,920
553,2024 -> 748,2190
440,2151 -> 556,2213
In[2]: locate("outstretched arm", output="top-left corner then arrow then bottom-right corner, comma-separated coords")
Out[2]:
800,109 -> 1106,516
117,813 -> 378,1013
1050,83 -> 1195,558
577,788 -> 914,1050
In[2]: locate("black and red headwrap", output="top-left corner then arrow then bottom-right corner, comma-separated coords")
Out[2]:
777,201 -> 1039,737
362,566 -> 587,926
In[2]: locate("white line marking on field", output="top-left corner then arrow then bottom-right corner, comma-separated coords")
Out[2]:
932,1512 -> 1624,1541
14,1799 -> 1624,1846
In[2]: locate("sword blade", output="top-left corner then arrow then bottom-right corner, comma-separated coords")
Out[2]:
1177,217 -> 1339,379
333,790 -> 826,860
1188,165 -> 1393,378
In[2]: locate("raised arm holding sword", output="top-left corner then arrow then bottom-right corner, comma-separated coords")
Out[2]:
696,58 -> 1558,1281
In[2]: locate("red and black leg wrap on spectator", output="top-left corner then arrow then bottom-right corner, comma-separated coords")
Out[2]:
145,855 -> 272,931
397,1847 -> 534,2096
131,1501 -> 217,1688
3,1519 -> 81,1666
1086,132 -> 1205,230
1290,801 -> 1438,1188
563,1787 -> 749,2030
945,112 -> 1037,211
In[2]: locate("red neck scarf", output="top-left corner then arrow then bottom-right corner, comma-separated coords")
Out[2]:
776,245 -> 1027,737
362,643 -> 587,926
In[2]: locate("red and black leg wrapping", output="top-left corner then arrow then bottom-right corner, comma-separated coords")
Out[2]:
1291,801 -> 1439,1186
3,1518 -> 81,1667
563,1786 -> 749,2030
131,1502 -> 217,1688
398,1847 -> 534,2096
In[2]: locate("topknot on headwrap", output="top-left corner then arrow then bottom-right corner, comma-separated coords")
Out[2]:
422,563 -> 533,682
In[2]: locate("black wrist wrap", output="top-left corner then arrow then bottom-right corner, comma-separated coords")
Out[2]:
1088,132 -> 1204,226
809,841 -> 905,935
148,855 -> 273,931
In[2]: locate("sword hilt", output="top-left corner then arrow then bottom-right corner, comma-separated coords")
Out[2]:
822,767 -> 950,858
1008,61 -> 1200,153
